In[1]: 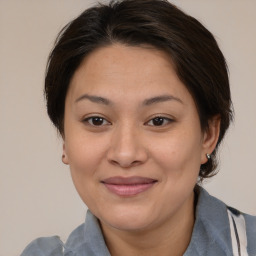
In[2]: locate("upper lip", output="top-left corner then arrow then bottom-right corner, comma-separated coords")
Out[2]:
101,176 -> 157,185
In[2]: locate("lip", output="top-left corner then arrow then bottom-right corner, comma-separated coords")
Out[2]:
101,176 -> 157,197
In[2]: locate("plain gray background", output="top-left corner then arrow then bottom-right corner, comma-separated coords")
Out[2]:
0,1 -> 255,255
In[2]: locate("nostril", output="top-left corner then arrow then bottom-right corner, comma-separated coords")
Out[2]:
106,139 -> 148,167
109,159 -> 119,166
109,159 -> 142,168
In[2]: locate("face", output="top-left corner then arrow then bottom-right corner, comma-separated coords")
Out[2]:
63,44 -> 217,233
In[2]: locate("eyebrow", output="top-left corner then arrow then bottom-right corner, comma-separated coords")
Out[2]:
75,94 -> 183,106
143,95 -> 183,106
75,94 -> 111,105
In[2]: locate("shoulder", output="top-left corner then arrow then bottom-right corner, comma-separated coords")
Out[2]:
227,206 -> 256,255
21,211 -> 110,256
196,187 -> 256,255
21,236 -> 64,256
20,223 -> 86,256
238,210 -> 256,255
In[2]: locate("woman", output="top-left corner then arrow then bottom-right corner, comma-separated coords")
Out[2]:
21,0 -> 256,255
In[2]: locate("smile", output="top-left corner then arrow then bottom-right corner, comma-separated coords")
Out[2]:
101,176 -> 157,197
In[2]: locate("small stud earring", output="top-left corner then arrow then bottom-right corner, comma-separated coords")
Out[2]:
206,153 -> 211,160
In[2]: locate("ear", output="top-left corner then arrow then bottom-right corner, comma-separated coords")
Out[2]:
201,115 -> 221,164
62,143 -> 69,165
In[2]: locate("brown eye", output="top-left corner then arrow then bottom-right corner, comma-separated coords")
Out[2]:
147,116 -> 173,126
83,116 -> 110,126
152,117 -> 164,126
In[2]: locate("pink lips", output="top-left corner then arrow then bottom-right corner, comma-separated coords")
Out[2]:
101,176 -> 157,196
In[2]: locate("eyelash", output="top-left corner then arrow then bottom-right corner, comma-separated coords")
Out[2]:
83,115 -> 174,127
83,116 -> 111,126
147,116 -> 174,126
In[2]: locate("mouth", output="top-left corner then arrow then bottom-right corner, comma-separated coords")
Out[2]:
101,176 -> 158,197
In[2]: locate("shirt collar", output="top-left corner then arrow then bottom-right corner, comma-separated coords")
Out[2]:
184,187 -> 232,256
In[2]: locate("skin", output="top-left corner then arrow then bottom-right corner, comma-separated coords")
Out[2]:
62,44 -> 220,256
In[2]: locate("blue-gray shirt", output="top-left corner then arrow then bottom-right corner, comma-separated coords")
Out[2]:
21,188 -> 256,255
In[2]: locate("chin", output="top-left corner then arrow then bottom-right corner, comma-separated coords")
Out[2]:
96,205 -> 156,232
106,217 -> 153,232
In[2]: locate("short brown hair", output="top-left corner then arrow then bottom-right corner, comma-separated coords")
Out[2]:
45,0 -> 233,180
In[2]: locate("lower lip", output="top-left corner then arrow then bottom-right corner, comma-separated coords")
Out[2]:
103,183 -> 156,196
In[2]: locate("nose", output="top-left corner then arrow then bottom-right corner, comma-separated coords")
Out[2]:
107,123 -> 148,168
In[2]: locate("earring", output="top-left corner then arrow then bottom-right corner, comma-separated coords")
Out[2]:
206,153 -> 211,160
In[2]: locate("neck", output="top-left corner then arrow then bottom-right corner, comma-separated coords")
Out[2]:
100,192 -> 195,256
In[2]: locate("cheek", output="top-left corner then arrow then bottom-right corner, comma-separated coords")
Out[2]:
65,136 -> 108,207
65,134 -> 108,180
150,130 -> 203,176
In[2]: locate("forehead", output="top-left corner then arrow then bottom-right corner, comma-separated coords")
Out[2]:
67,43 -> 192,105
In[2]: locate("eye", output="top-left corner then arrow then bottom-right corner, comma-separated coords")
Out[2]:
146,116 -> 173,126
83,116 -> 111,126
